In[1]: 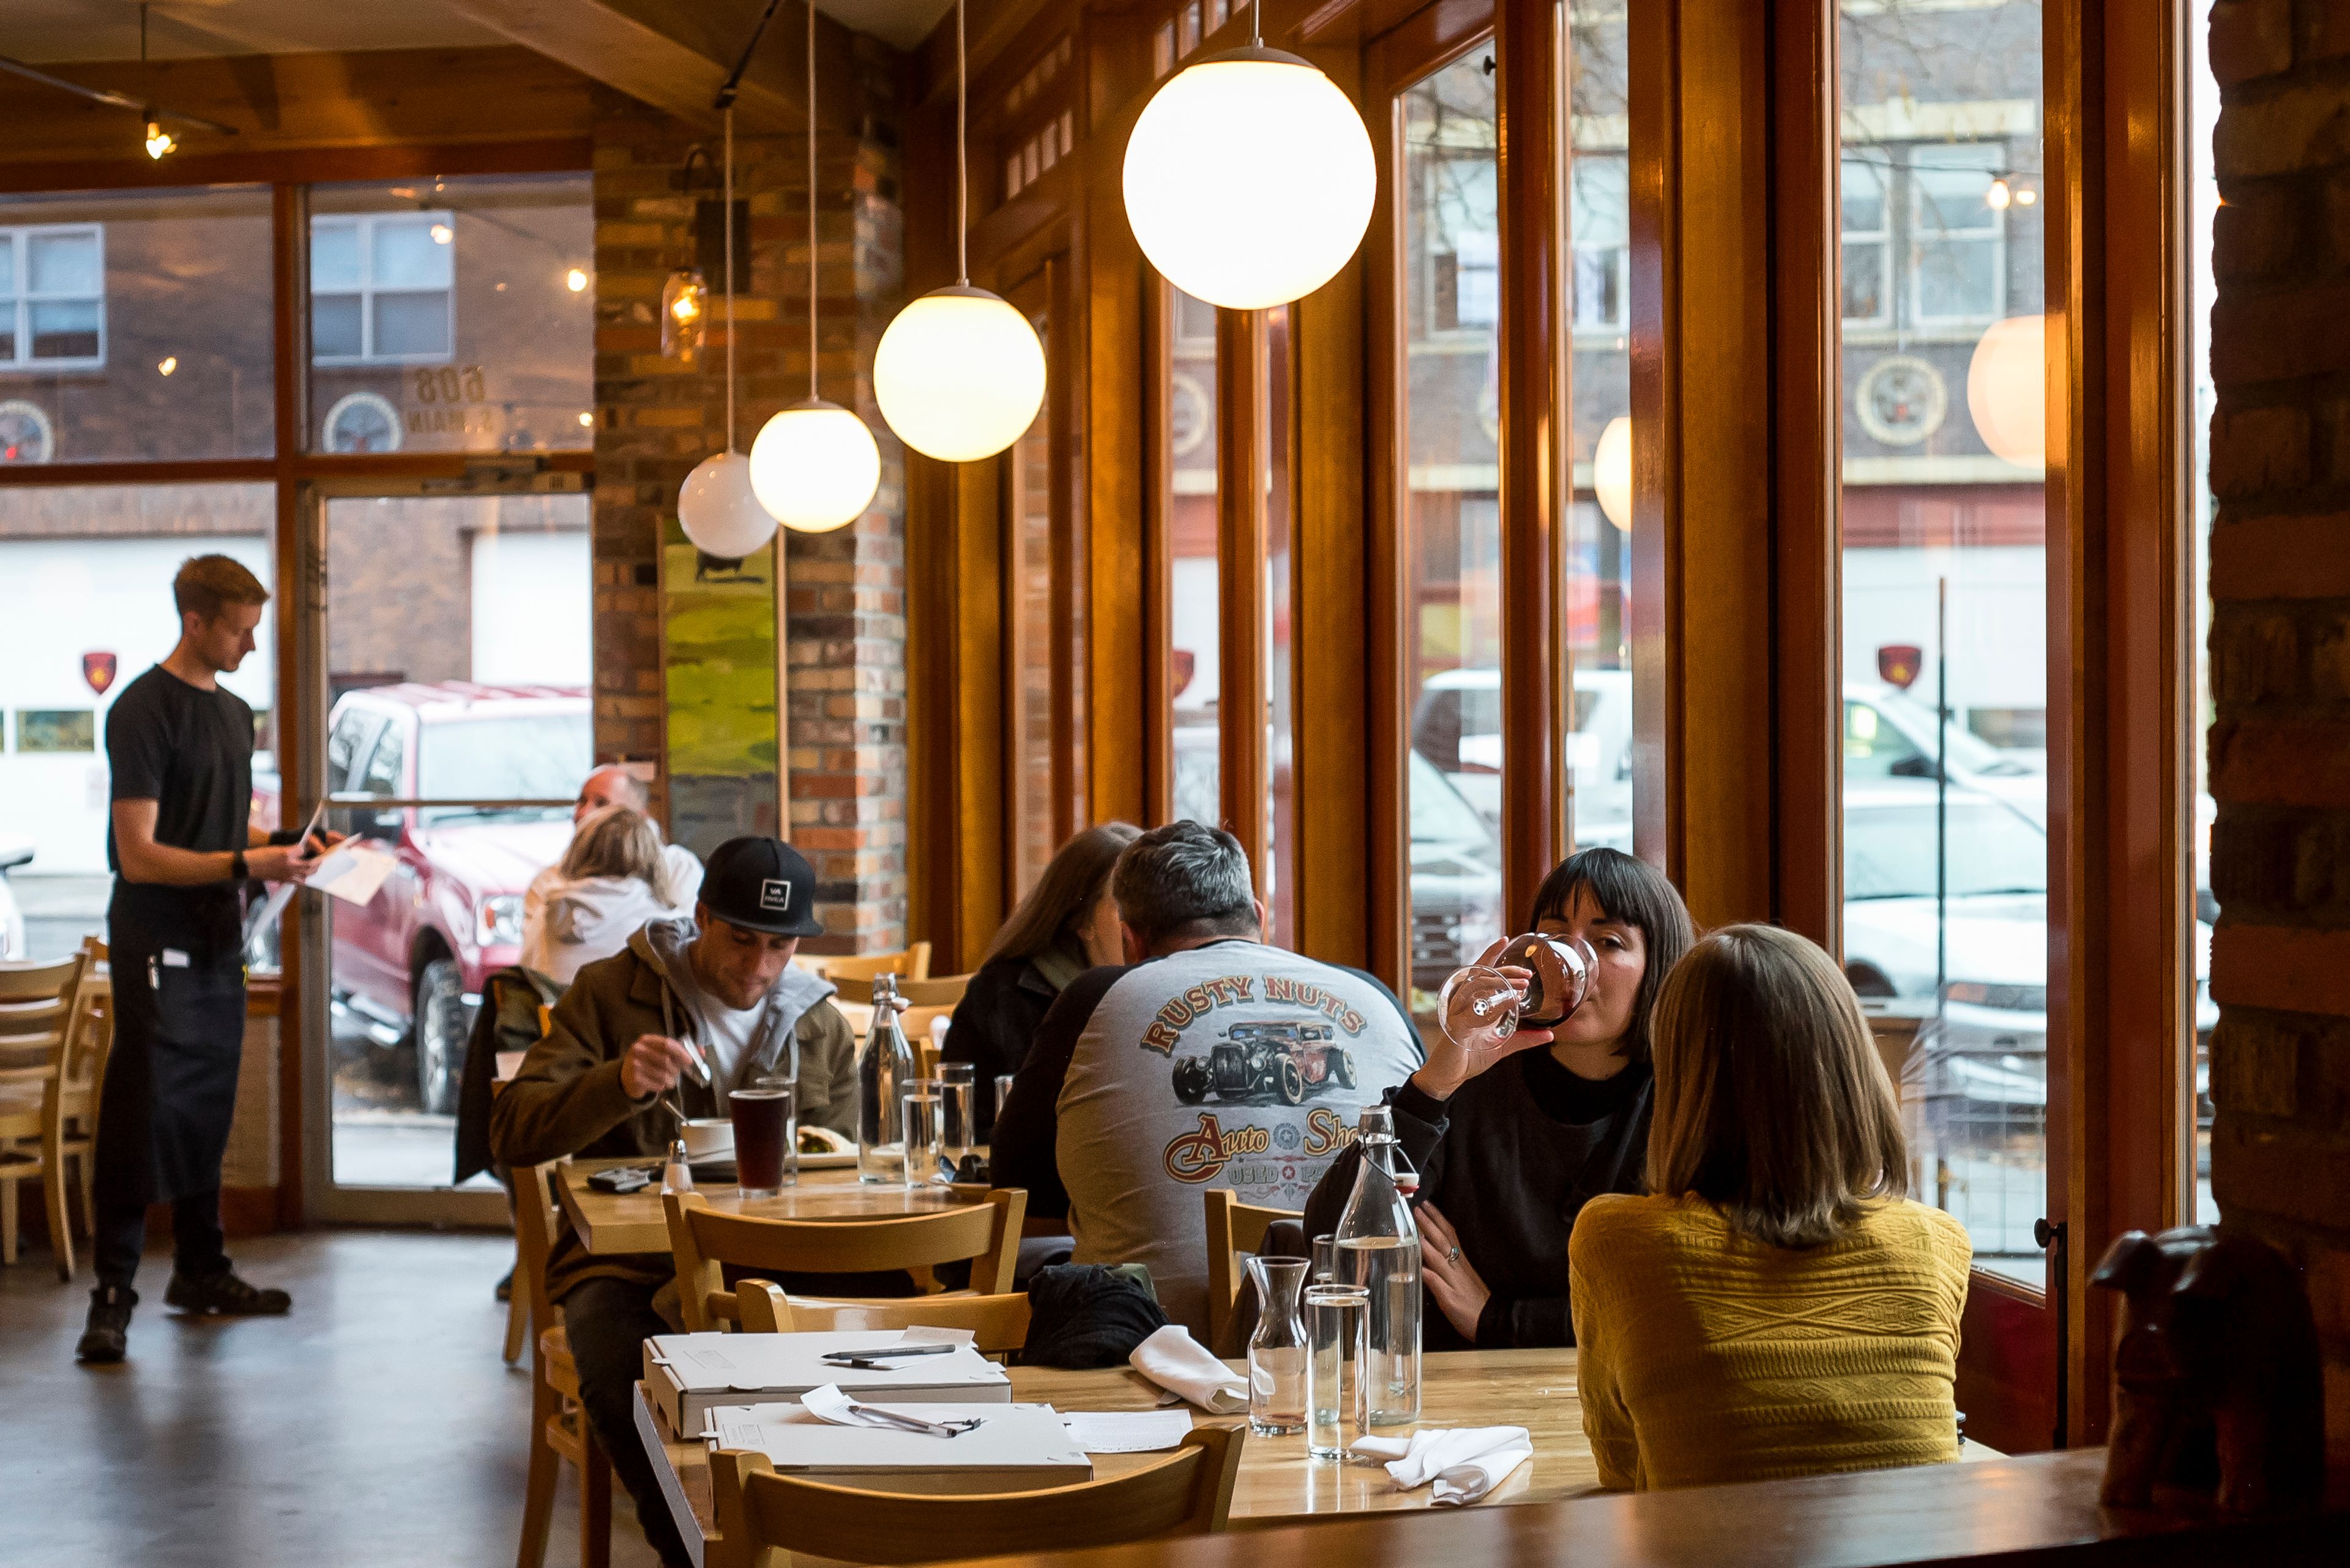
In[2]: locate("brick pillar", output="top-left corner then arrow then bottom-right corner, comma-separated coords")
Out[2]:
2205,0 -> 2350,1457
588,37 -> 907,952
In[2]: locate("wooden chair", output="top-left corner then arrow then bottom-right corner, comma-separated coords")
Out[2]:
55,938 -> 113,1250
827,972 -> 965,1007
0,952 -> 89,1276
794,943 -> 933,985
707,1425 -> 1244,1567
664,1188 -> 1026,1332
512,1160 -> 613,1568
738,1290 -> 1032,1355
1203,1190 -> 1302,1351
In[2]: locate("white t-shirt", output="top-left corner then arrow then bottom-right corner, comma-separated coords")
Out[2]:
662,948 -> 769,1094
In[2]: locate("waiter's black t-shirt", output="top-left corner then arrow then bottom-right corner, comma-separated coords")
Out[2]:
106,663 -> 254,954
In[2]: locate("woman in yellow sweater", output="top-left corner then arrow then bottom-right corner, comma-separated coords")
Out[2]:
1569,924 -> 1971,1490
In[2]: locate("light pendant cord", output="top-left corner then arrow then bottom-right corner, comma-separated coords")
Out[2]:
1252,0 -> 1262,47
724,105 -> 736,451
808,0 -> 819,402
957,0 -> 969,285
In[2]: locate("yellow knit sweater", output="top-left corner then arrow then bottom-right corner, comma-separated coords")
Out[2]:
1568,1192 -> 1971,1491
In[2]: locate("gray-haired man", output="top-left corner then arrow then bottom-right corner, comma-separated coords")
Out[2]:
990,821 -> 1422,1334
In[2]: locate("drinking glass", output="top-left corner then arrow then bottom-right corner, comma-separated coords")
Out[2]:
1305,1283 -> 1367,1460
901,1081 -> 946,1189
936,1062 -> 978,1171
1247,1257 -> 1310,1435
1310,1233 -> 1340,1285
729,1084 -> 794,1198
752,1074 -> 799,1189
1436,931 -> 1597,1049
993,1073 -> 1016,1134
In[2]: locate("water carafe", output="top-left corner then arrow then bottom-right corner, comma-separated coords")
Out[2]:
858,973 -> 915,1184
1334,1105 -> 1420,1428
1245,1256 -> 1309,1435
1436,932 -> 1597,1051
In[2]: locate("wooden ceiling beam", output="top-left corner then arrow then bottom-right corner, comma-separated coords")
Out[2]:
446,0 -> 854,133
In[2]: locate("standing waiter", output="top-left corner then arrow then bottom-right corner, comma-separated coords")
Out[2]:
76,556 -> 334,1364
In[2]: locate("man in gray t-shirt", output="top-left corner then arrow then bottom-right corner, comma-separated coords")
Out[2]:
992,823 -> 1423,1335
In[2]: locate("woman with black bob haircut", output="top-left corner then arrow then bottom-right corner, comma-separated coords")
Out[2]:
946,821 -> 1141,1137
1302,846 -> 1696,1349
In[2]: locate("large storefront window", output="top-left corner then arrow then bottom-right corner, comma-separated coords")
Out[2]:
0,483 -> 275,960
1838,0 -> 2051,1285
1169,286 -> 1220,825
1009,308 -> 1056,898
1567,2 -> 1634,855
1266,304 -> 1296,946
1401,48 -> 1505,1023
0,187 -> 274,464
308,174 -> 592,456
2188,10 -> 2219,1225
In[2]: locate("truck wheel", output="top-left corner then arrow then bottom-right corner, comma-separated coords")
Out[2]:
413,957 -> 470,1116
1332,1051 -> 1356,1090
1173,1058 -> 1211,1104
1274,1058 -> 1307,1107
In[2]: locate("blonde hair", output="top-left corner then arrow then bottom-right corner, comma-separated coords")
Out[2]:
560,806 -> 674,906
1646,924 -> 1908,1249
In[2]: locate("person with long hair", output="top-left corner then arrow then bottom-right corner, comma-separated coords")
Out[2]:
1302,846 -> 1696,1350
946,821 -> 1141,1136
1569,924 -> 1971,1490
520,805 -> 689,985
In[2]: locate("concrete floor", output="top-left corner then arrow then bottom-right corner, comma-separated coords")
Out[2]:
0,1229 -> 665,1568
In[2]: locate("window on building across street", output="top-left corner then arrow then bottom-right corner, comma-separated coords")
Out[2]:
1838,143 -> 2010,335
1428,154 -> 1500,334
1841,157 -> 1893,327
311,211 -> 456,365
1570,155 -> 1628,334
0,224 -> 106,370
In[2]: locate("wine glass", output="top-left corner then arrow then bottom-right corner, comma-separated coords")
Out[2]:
1435,932 -> 1597,1049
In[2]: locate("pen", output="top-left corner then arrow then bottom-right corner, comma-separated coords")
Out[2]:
821,1342 -> 962,1365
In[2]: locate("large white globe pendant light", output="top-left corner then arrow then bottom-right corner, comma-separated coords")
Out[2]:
748,1 -> 882,534
1966,313 -> 2049,469
872,0 -> 1046,463
1122,0 -> 1375,310
1592,417 -> 1633,533
677,106 -> 783,559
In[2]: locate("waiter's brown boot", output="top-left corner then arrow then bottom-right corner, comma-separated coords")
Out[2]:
76,1285 -> 137,1363
164,1268 -> 291,1316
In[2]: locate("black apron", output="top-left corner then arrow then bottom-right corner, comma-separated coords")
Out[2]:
94,908 -> 248,1211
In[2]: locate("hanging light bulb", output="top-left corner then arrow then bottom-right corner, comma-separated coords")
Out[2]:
747,1 -> 882,532
661,269 -> 708,364
679,108 -> 786,559
872,0 -> 1045,463
1593,417 -> 1633,532
144,118 -> 174,160
1121,0 -> 1374,309
565,267 -> 589,293
1984,177 -> 2012,211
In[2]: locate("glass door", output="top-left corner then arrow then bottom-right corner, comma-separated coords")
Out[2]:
297,479 -> 592,1222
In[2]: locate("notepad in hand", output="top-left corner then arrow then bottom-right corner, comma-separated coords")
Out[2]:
703,1402 -> 1092,1494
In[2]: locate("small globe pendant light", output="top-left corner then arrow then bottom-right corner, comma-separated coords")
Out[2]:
750,1 -> 882,533
1122,0 -> 1375,310
677,106 -> 780,559
871,0 -> 1046,463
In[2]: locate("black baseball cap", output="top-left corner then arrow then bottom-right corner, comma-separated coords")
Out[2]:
699,836 -> 826,938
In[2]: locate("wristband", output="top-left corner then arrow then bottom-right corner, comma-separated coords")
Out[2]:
229,849 -> 248,883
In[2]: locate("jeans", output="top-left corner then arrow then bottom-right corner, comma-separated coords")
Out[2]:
560,1275 -> 690,1568
95,1188 -> 228,1291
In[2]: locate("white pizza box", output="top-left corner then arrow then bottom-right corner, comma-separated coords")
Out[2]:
643,1331 -> 1011,1433
701,1400 -> 1092,1493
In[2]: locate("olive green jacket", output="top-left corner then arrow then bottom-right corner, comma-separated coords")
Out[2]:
490,919 -> 859,1302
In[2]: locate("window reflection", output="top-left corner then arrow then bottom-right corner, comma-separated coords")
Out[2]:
2189,12 -> 2219,1225
1839,0 -> 2051,1285
1266,304 -> 1294,946
1402,48 -> 1504,1025
1010,308 -> 1056,898
1169,285 -> 1220,826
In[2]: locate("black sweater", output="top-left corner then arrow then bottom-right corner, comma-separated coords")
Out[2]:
943,952 -> 1068,1139
1301,1050 -> 1653,1350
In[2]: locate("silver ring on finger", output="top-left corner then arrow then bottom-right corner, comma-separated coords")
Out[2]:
1447,1245 -> 1461,1264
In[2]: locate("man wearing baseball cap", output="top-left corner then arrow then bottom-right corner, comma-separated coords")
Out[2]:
491,835 -> 854,1568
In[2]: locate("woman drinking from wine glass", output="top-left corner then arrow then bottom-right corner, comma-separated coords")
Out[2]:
1302,846 -> 1695,1350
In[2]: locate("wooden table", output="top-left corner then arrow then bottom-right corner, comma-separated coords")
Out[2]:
553,1155 -> 977,1255
635,1346 -> 2012,1566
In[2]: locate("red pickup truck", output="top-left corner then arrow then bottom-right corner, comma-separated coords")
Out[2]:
260,682 -> 591,1113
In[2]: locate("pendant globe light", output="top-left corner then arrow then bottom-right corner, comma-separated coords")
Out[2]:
677,106 -> 780,559
749,1 -> 882,534
871,0 -> 1046,463
1122,0 -> 1374,310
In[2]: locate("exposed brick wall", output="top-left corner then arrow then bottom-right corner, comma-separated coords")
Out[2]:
2206,0 -> 2350,1458
588,51 -> 907,952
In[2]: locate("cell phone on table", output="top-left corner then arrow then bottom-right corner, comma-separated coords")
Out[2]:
585,1165 -> 655,1194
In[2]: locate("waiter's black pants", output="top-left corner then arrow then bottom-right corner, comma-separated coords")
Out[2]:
95,1187 -> 228,1290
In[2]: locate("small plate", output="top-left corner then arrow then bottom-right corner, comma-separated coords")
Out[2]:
796,1149 -> 859,1171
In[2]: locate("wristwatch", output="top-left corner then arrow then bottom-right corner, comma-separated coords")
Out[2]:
229,849 -> 248,883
